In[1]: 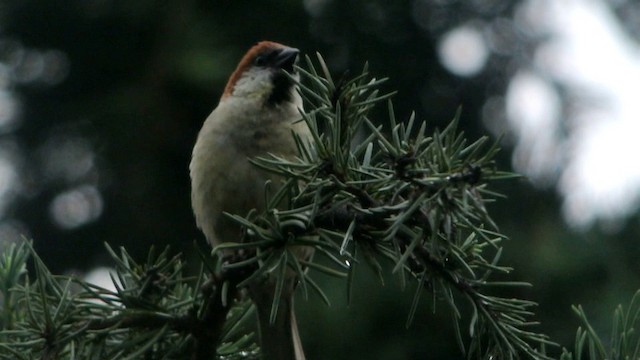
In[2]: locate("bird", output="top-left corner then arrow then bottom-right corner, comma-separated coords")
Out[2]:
190,41 -> 310,360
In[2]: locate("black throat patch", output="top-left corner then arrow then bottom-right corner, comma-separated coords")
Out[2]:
266,71 -> 294,106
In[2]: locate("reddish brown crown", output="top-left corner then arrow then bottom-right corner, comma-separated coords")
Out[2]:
222,41 -> 288,99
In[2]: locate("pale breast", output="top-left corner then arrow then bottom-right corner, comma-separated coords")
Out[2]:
190,98 -> 310,246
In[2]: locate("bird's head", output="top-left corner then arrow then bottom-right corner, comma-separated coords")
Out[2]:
222,41 -> 300,107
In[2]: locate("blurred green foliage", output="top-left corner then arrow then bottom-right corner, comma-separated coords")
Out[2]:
1,0 -> 640,359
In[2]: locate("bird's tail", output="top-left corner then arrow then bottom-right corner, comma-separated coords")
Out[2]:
250,280 -> 305,360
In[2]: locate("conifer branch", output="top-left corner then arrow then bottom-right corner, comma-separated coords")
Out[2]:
0,53 -> 571,359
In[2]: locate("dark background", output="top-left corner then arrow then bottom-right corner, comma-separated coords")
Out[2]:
2,1 -> 640,358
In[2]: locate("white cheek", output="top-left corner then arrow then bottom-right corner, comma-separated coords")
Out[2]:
232,68 -> 273,98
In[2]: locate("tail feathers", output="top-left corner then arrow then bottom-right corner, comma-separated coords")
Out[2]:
251,281 -> 305,360
290,308 -> 305,360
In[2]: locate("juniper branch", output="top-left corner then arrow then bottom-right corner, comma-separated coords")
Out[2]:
0,241 -> 258,360
242,53 -> 553,359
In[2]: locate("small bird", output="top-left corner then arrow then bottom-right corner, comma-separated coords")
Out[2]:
190,41 -> 310,360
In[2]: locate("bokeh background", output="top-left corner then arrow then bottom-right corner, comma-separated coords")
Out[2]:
2,0 -> 640,358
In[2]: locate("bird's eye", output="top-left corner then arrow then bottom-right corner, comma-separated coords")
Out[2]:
254,55 -> 267,67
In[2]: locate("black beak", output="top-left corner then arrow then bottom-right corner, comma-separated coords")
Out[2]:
273,47 -> 299,72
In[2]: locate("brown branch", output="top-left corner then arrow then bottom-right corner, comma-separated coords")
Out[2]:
191,276 -> 237,360
311,190 -> 474,294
